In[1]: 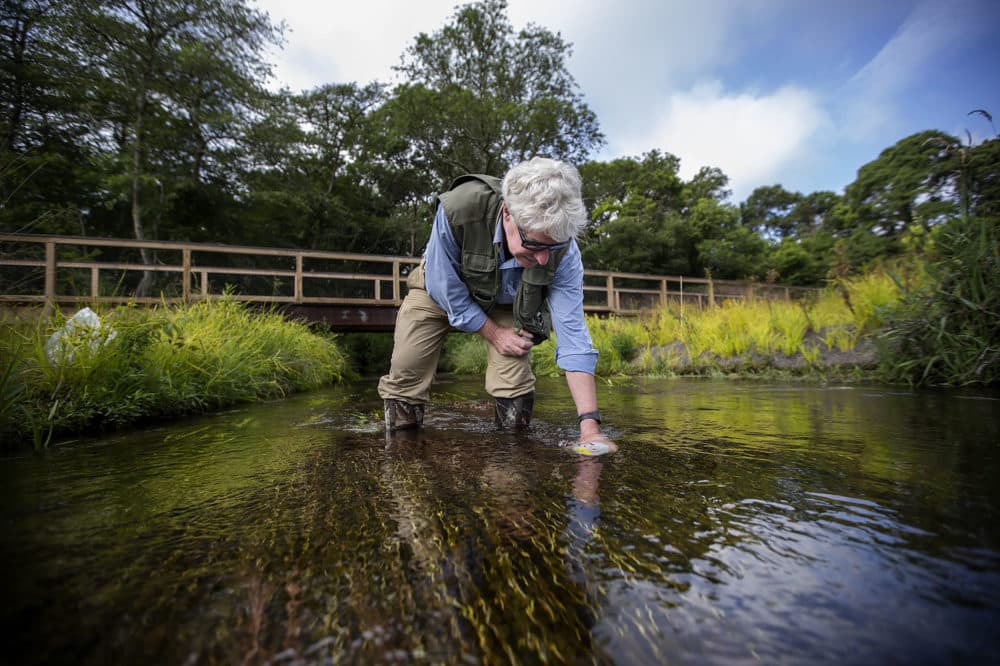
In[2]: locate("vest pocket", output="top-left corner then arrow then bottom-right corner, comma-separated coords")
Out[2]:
462,251 -> 497,305
463,251 -> 496,272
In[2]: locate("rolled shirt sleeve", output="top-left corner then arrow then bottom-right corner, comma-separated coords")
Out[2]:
423,205 -> 488,333
549,242 -> 599,375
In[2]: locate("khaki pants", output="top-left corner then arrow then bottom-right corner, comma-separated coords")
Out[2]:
377,263 -> 535,404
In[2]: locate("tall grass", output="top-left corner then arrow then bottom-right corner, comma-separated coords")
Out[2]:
624,271 -> 900,375
435,271 -> 903,380
0,299 -> 348,448
878,214 -> 1000,386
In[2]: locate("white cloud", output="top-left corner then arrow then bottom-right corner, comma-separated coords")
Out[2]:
520,0 -> 775,142
247,0 -> 997,200
256,0 -> 456,91
622,82 -> 825,200
256,0 -> 758,100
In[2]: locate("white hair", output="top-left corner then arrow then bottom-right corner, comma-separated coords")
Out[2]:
502,157 -> 587,243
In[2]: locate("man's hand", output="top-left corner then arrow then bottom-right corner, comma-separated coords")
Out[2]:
578,429 -> 618,453
478,319 -> 534,356
566,371 -> 618,454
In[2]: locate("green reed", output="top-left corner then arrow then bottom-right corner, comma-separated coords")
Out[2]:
877,214 -> 1000,386
0,298 -> 348,448
508,271 -> 901,379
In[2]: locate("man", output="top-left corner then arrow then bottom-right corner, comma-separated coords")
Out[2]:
378,157 -> 616,452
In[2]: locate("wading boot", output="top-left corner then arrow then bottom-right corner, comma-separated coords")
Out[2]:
494,392 -> 534,430
384,399 -> 424,432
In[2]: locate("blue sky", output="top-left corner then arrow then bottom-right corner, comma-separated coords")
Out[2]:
254,0 -> 1000,202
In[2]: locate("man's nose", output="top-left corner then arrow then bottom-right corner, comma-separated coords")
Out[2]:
534,249 -> 549,265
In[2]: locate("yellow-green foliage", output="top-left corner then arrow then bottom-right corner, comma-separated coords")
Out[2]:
687,300 -> 777,358
443,333 -> 489,374
585,315 -> 640,375
768,302 -> 809,356
527,315 -> 641,378
573,273 -> 901,376
0,299 -> 347,448
529,336 -> 559,377
437,271 -> 906,380
141,299 -> 346,406
836,270 -> 910,332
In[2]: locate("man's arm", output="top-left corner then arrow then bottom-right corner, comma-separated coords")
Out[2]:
566,370 -> 617,451
547,243 -> 599,373
548,246 -> 616,449
423,205 -> 489,332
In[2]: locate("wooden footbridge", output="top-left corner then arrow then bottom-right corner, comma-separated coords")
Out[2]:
0,234 -> 818,331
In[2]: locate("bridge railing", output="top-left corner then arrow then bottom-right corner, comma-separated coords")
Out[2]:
0,233 -> 820,316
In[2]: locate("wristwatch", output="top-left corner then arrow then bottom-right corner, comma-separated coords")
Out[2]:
577,410 -> 601,425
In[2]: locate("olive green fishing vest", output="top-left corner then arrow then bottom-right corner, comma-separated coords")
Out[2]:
437,174 -> 568,344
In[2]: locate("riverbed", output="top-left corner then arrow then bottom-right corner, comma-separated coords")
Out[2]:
3,377 -> 998,664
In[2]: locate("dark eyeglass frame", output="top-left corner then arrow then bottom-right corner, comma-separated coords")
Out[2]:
507,209 -> 570,251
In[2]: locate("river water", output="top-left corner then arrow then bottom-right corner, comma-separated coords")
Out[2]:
2,377 -> 999,664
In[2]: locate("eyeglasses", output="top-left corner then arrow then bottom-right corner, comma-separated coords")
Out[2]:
506,208 -> 570,251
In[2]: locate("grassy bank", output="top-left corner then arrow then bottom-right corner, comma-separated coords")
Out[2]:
442,270 -> 908,380
1,299 -> 348,448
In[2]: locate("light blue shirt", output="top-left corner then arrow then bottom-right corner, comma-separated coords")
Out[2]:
423,204 -> 599,374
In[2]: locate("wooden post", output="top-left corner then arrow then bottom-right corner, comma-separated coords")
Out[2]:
182,248 -> 191,302
659,278 -> 667,309
90,266 -> 99,301
44,241 -> 56,316
606,275 -> 614,310
294,254 -> 303,304
392,260 -> 401,303
374,278 -> 382,302
200,270 -> 208,298
679,276 -> 684,320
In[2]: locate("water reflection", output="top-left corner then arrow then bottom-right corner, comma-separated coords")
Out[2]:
377,426 -> 609,662
1,378 -> 999,664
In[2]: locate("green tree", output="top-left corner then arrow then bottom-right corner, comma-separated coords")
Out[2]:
76,0 -> 281,291
740,187 -> 840,284
682,166 -> 731,210
741,184 -> 801,239
844,130 -> 959,239
762,232 -> 836,285
578,155 -> 746,278
384,0 -> 603,188
692,199 -> 764,280
578,151 -> 684,273
236,83 -> 429,255
790,190 -> 840,238
0,0 -> 100,235
581,150 -> 683,228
